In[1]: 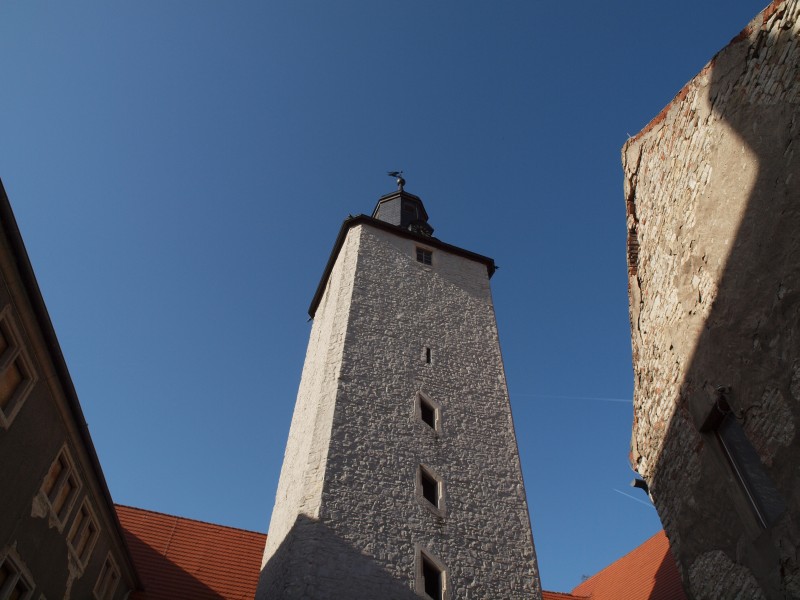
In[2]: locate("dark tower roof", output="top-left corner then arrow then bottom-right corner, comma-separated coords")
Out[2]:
371,188 -> 434,237
308,179 -> 496,318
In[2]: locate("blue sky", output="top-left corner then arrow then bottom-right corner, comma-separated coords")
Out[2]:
1,1 -> 768,592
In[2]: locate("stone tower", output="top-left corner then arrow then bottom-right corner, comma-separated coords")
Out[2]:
257,180 -> 541,599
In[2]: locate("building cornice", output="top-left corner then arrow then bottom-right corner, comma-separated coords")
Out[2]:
0,179 -> 143,590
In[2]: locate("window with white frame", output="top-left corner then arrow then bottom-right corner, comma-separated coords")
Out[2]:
416,247 -> 432,266
67,500 -> 99,569
40,447 -> 81,528
93,554 -> 120,600
0,307 -> 37,429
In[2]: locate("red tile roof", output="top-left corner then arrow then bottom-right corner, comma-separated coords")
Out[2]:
116,503 -> 683,600
570,530 -> 686,600
116,505 -> 266,600
542,591 -> 587,600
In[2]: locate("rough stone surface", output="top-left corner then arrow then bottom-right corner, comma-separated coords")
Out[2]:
688,551 -> 766,600
258,222 -> 541,599
623,1 -> 800,597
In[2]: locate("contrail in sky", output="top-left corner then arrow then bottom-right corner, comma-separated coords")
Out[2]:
612,488 -> 656,509
512,393 -> 632,403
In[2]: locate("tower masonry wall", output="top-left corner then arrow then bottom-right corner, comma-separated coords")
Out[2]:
258,227 -> 362,593
623,1 -> 800,597
259,221 -> 541,599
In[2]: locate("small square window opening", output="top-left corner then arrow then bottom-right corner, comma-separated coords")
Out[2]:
416,248 -> 432,266
415,393 -> 441,434
420,401 -> 436,430
416,548 -> 447,600
422,555 -> 443,600
420,469 -> 439,508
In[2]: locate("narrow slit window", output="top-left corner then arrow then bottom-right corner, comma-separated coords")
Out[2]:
422,555 -> 443,600
425,347 -> 431,364
416,248 -> 432,266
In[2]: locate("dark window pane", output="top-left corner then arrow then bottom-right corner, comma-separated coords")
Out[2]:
422,556 -> 442,600
421,470 -> 438,507
420,401 -> 435,429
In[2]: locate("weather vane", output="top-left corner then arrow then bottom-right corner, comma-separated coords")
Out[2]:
387,171 -> 405,191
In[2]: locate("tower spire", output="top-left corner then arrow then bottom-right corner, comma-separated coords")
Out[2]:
373,174 -> 433,237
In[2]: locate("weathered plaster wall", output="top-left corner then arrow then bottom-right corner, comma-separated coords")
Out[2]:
623,1 -> 800,597
259,222 -> 540,599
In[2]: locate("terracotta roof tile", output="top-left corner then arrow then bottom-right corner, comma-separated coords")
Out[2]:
542,590 -> 588,600
116,505 -> 266,600
117,504 -> 683,600
570,530 -> 686,600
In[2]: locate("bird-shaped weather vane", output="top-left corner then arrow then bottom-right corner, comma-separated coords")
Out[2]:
387,171 -> 405,191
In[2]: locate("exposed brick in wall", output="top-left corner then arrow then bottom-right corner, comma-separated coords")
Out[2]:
622,1 -> 800,597
258,223 -> 540,598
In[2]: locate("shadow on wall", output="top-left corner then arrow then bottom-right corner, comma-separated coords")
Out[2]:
648,544 -> 687,600
628,5 -> 800,599
123,529 -> 225,600
257,514 -> 420,600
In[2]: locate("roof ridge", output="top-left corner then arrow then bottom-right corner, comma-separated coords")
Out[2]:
115,504 -> 267,536
543,590 -> 591,599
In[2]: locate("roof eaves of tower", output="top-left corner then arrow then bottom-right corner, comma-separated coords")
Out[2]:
0,179 -> 144,590
308,214 -> 496,318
